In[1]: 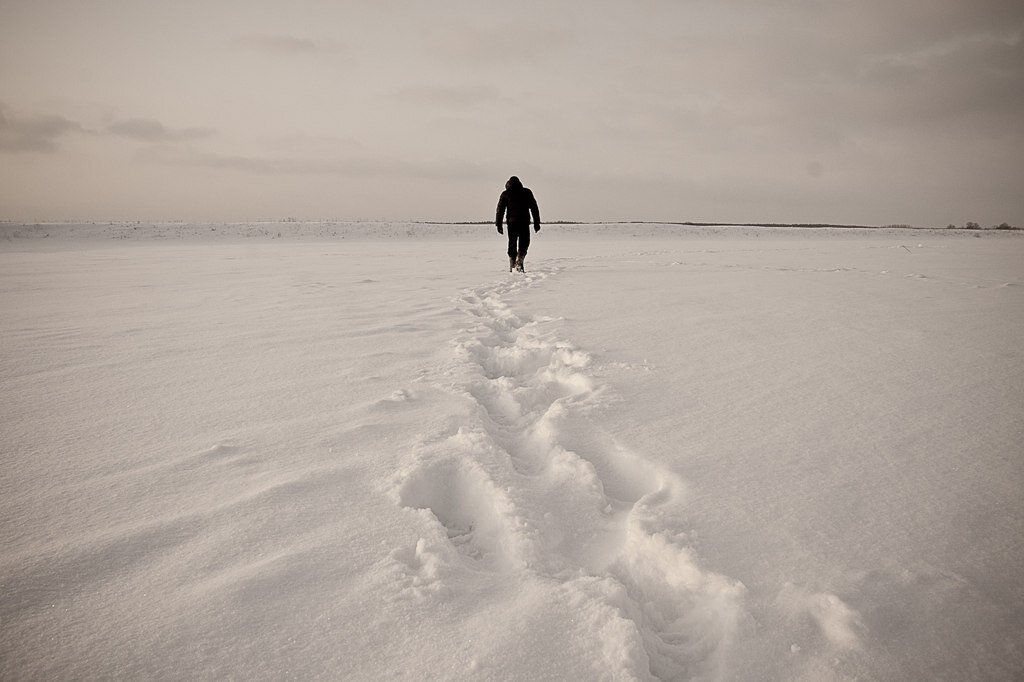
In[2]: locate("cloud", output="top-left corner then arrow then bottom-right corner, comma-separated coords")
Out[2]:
391,85 -> 504,108
0,107 -> 218,152
424,20 -> 572,64
137,145 -> 491,181
870,29 -> 1022,71
107,117 -> 216,142
602,4 -> 1024,158
859,29 -> 1024,127
230,33 -> 320,55
0,105 -> 84,153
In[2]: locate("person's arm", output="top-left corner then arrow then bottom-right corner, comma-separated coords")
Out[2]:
495,192 -> 507,233
530,191 -> 540,232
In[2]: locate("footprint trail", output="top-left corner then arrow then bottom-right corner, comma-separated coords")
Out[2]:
389,267 -> 745,680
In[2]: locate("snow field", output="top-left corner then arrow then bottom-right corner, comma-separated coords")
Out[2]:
2,225 -> 1022,680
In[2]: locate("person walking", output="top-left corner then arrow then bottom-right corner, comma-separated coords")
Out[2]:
495,176 -> 540,272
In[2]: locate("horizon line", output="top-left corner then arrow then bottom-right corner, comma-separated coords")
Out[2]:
2,218 -> 1020,230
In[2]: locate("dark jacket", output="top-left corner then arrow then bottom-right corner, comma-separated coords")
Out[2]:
496,176 -> 540,228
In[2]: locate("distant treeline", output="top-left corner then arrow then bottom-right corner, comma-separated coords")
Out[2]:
949,222 -> 1020,231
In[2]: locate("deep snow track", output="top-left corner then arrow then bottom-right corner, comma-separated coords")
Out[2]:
390,267 -> 745,680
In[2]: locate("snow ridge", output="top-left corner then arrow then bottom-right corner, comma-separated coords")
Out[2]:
390,267 -> 746,680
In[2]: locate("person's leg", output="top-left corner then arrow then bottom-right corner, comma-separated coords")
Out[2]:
518,227 -> 531,260
513,225 -> 530,270
506,229 -> 517,271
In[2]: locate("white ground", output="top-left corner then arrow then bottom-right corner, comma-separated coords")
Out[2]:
2,223 -> 1022,680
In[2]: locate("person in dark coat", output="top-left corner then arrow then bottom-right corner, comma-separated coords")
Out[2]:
495,176 -> 540,272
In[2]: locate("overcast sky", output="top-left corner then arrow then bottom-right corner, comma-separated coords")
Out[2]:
1,0 -> 1022,226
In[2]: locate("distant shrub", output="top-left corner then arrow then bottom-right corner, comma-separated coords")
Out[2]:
948,222 -> 1019,231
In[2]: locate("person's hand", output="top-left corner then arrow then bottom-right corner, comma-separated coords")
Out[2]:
496,225 -> 503,234
534,224 -> 541,233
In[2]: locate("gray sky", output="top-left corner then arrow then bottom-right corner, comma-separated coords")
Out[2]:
1,0 -> 1022,226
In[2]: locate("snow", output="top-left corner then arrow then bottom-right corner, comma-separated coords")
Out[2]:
2,223 -> 1022,680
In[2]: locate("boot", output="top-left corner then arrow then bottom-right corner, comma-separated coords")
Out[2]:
516,255 -> 525,272
509,256 -> 516,272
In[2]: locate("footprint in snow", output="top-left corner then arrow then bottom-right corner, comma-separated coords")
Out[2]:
390,266 -> 746,680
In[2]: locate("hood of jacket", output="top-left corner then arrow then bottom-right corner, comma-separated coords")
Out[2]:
505,176 -> 523,191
